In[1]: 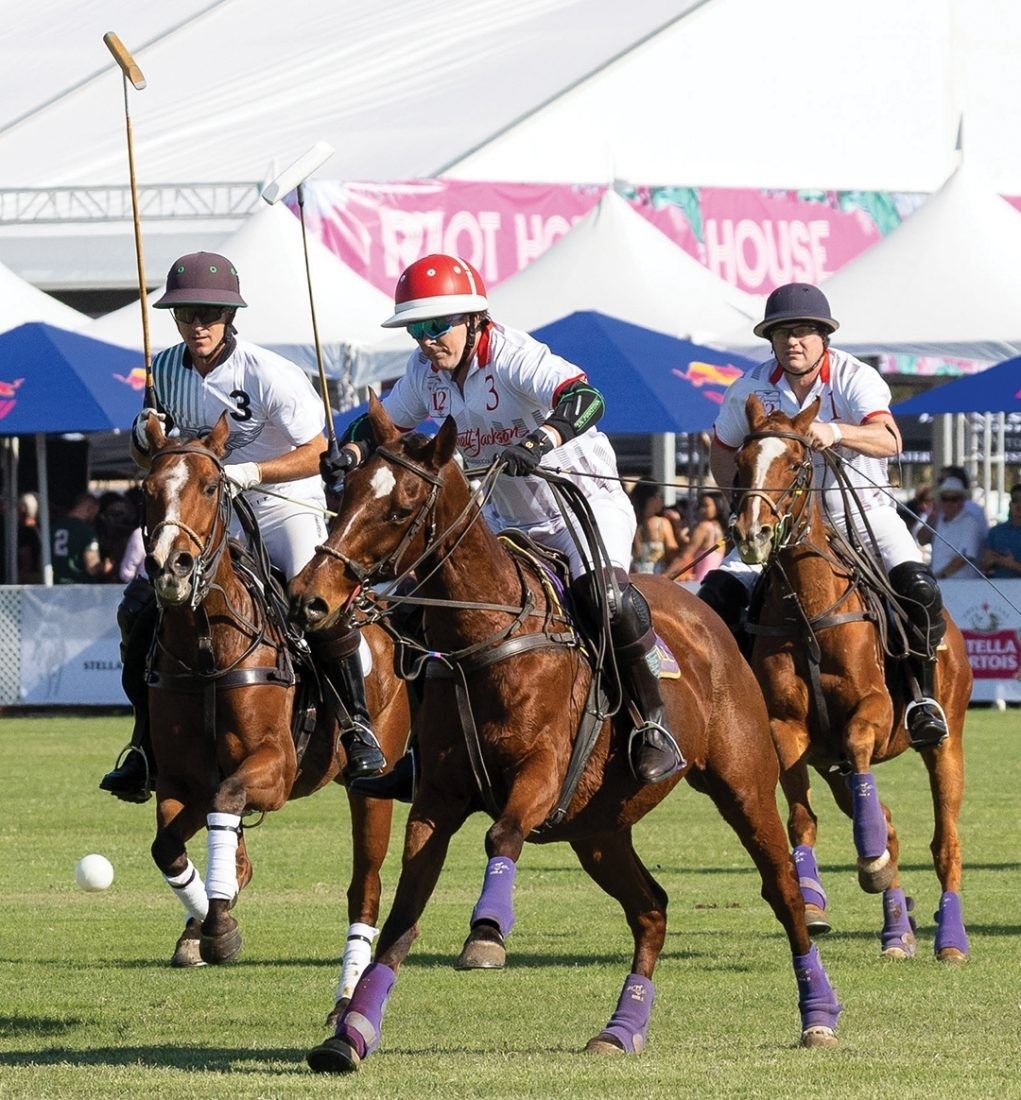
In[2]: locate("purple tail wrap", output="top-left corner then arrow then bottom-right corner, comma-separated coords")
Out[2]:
934,890 -> 969,955
792,844 -> 827,911
600,973 -> 655,1053
470,856 -> 517,937
793,944 -> 842,1031
335,962 -> 396,1059
847,770 -> 887,859
881,887 -> 916,952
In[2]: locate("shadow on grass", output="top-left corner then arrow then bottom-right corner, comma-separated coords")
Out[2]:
0,1016 -> 87,1038
0,1045 -> 305,1074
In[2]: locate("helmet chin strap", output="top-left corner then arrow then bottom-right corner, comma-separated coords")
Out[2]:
456,313 -> 488,373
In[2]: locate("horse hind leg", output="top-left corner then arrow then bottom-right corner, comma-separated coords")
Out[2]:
568,831 -> 666,1056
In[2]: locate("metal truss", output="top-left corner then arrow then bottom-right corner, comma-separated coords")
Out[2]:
0,183 -> 261,224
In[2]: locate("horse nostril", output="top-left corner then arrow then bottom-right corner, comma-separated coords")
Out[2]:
303,596 -> 329,626
169,551 -> 194,578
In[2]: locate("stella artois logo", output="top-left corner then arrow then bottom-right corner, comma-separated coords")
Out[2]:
961,600 -> 1021,680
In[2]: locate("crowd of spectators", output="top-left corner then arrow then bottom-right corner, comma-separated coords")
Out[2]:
629,480 -> 729,582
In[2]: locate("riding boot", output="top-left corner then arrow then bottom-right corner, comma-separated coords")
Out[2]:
307,626 -> 387,780
572,569 -> 685,785
100,578 -> 158,803
889,561 -> 949,749
348,734 -> 418,803
696,568 -> 753,659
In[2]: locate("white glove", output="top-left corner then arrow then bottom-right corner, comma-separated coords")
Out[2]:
223,462 -> 262,494
132,408 -> 167,453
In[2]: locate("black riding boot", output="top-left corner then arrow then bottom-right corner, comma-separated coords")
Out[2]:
697,568 -> 753,658
348,734 -> 418,803
308,626 -> 387,780
890,561 -> 949,749
573,569 -> 685,785
100,578 -> 158,803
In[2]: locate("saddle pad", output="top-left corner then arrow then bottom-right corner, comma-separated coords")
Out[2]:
654,634 -> 681,680
358,634 -> 373,677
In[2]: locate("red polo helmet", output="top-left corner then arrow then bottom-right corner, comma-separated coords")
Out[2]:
381,253 -> 487,328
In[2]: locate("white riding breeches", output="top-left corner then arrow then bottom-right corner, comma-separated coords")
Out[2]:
509,496 -> 637,579
229,490 -> 329,581
718,506 -> 924,594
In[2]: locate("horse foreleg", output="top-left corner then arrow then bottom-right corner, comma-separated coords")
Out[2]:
325,790 -> 396,1027
152,784 -> 212,967
922,735 -> 968,962
701,767 -> 841,1048
843,696 -> 898,894
456,752 -> 561,971
569,830 -> 665,1056
773,720 -> 829,935
307,792 -> 470,1075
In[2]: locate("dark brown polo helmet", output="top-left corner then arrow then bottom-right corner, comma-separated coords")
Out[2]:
153,252 -> 248,309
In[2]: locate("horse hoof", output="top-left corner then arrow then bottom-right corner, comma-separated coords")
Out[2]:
454,928 -> 506,970
801,1026 -> 838,1048
584,1034 -> 629,1055
804,904 -> 832,936
307,1036 -> 360,1074
199,924 -> 242,965
324,998 -> 349,1030
936,948 -> 968,965
170,921 -> 207,968
856,853 -> 896,894
881,932 -> 917,960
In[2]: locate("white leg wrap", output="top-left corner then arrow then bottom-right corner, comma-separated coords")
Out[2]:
164,858 -> 209,922
334,922 -> 380,1003
205,812 -> 241,902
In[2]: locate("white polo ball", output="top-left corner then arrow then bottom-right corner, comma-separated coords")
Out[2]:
75,853 -> 114,892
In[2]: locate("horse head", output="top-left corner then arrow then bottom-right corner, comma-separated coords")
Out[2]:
731,394 -> 819,565
142,412 -> 233,608
289,393 -> 460,633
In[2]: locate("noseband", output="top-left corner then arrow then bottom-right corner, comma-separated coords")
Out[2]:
146,442 -> 232,609
734,429 -> 815,553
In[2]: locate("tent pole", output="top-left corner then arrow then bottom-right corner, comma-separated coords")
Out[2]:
651,433 -> 676,506
954,413 -> 965,469
2,438 -> 16,584
981,414 -> 992,522
36,434 -> 53,586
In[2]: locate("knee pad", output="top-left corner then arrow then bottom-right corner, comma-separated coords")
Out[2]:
889,561 -> 943,613
569,567 -> 629,626
117,577 -> 156,642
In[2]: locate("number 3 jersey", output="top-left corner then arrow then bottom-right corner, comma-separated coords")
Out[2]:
151,337 -> 326,504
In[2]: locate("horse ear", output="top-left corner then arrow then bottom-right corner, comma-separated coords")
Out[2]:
367,389 -> 401,446
792,397 -> 822,435
145,412 -> 166,450
206,411 -> 232,456
745,393 -> 767,430
422,415 -> 459,471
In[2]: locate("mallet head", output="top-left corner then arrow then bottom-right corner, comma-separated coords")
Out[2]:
103,32 -> 146,90
262,142 -> 335,205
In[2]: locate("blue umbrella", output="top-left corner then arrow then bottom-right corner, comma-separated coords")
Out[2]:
0,322 -> 146,435
530,311 -> 757,433
893,355 -> 1021,415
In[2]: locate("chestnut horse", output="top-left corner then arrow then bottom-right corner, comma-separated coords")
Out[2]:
140,414 -> 409,1014
289,396 -> 843,1073
731,396 -> 971,961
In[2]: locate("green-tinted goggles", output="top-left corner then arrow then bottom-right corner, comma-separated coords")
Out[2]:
407,314 -> 465,342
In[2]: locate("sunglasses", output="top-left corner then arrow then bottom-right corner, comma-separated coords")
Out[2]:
407,314 -> 465,342
172,305 -> 228,326
770,324 -> 821,341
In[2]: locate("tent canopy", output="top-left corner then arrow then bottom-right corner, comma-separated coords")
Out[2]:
92,203 -> 410,386
489,190 -> 758,342
0,257 -> 93,333
533,311 -> 756,433
893,356 -> 1021,415
0,323 -> 144,435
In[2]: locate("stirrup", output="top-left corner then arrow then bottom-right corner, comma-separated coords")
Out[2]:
99,742 -> 153,802
339,721 -> 387,779
904,697 -> 949,749
626,721 -> 686,784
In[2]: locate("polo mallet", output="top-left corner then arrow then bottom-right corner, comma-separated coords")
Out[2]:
261,142 -> 339,460
103,31 -> 155,409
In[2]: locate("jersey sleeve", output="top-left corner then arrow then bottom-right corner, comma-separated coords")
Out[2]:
502,338 -> 586,411
713,379 -> 753,450
835,359 -> 893,424
258,358 -> 327,445
381,367 -> 430,430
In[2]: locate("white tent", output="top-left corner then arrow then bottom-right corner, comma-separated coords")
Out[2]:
488,190 -> 759,341
92,203 -> 409,385
813,165 -> 1021,361
0,257 -> 93,333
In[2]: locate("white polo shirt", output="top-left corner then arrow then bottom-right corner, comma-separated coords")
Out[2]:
382,323 -> 631,534
714,348 -> 896,518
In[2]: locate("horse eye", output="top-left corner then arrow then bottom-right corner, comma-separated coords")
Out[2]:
203,481 -> 218,497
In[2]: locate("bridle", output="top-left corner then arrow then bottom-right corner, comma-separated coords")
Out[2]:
146,442 -> 232,610
734,429 -> 815,555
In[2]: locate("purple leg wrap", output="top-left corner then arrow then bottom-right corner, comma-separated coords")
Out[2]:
335,962 -> 396,1059
792,844 -> 827,911
880,887 -> 916,953
793,944 -> 842,1031
847,771 -> 887,859
934,890 -> 969,956
470,856 -> 517,937
600,974 -> 655,1053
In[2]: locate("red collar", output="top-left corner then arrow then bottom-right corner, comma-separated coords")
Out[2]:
770,349 -> 830,386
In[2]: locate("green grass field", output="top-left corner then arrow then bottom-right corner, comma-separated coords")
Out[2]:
1,710 -> 1019,1099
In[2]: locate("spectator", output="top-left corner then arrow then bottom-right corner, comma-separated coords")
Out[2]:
17,492 -> 42,584
920,476 -> 987,581
96,494 -> 140,582
937,465 -> 987,528
630,481 -> 680,573
51,492 -> 103,584
982,484 -> 1021,580
664,491 -> 729,582
899,484 -> 935,540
